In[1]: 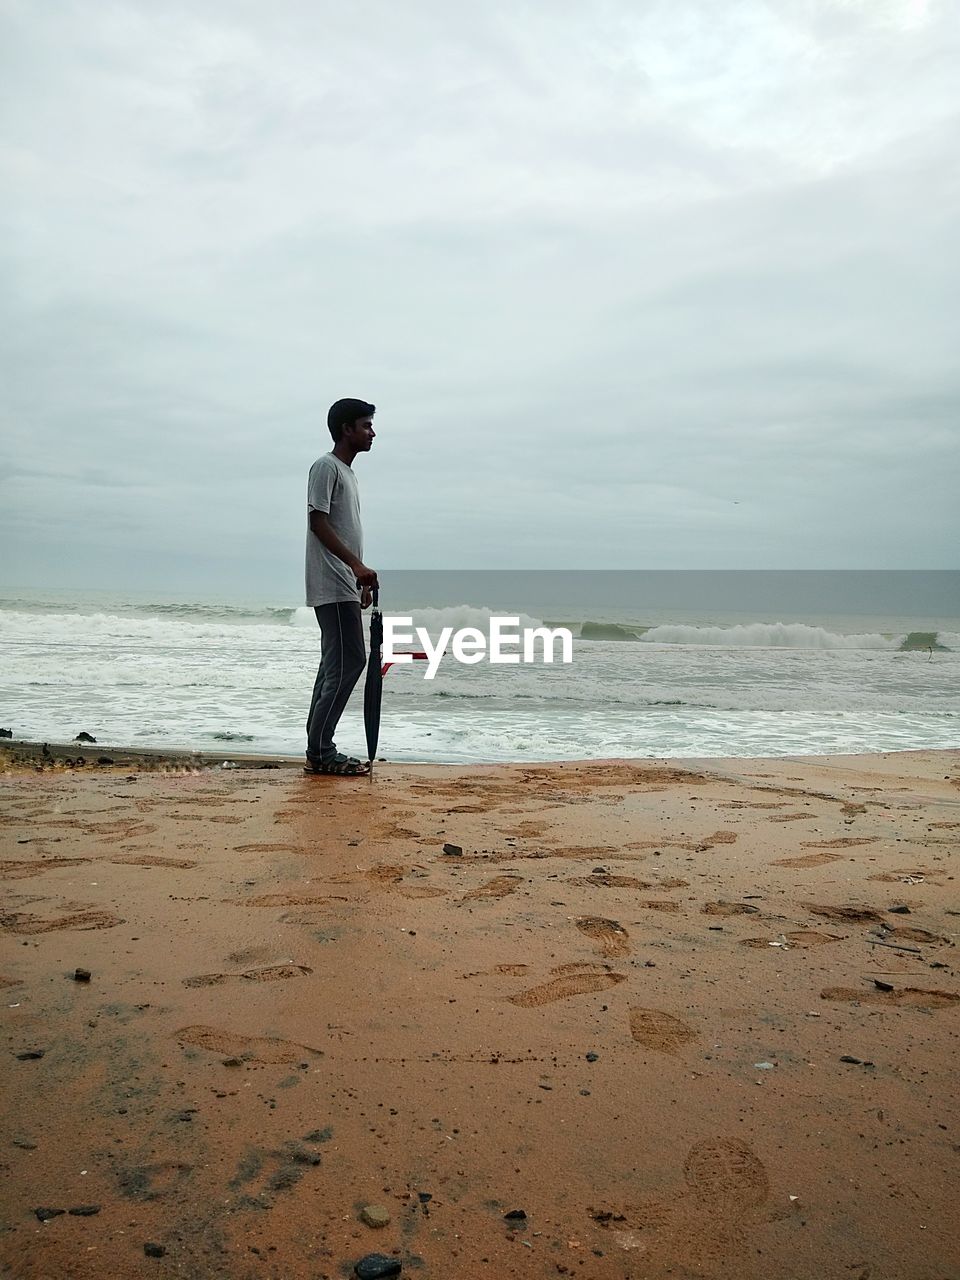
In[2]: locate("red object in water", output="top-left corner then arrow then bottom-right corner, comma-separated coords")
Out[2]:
381,651 -> 429,676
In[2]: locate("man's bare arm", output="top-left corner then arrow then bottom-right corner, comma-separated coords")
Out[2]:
309,511 -> 378,589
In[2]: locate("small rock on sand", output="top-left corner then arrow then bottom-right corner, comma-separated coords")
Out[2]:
354,1253 -> 402,1278
360,1204 -> 391,1228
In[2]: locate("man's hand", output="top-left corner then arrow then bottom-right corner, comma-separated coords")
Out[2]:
353,562 -> 378,590
360,585 -> 373,609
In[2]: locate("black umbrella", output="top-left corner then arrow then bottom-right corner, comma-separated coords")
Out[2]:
363,585 -> 383,770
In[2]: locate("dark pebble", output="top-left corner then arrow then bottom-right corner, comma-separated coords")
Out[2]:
442,843 -> 463,856
34,1207 -> 65,1222
97,756 -> 115,766
888,904 -> 911,914
16,1050 -> 45,1061
13,1139 -> 37,1150
73,968 -> 92,982
585,1052 -> 599,1063
69,1205 -> 101,1216
143,1243 -> 166,1258
354,1253 -> 402,1278
873,979 -> 894,992
222,1057 -> 243,1067
504,1209 -> 527,1220
840,1055 -> 863,1064
417,1192 -> 432,1203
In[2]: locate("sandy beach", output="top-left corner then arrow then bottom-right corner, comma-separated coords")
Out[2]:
1,744 -> 958,1279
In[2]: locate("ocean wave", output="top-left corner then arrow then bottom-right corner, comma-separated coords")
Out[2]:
0,598 -> 301,625
636,622 -> 905,650
2,599 -> 954,654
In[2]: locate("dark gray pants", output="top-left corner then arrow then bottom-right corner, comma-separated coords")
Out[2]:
306,602 -> 366,764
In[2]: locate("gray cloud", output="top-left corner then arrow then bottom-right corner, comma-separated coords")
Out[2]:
1,0 -> 958,595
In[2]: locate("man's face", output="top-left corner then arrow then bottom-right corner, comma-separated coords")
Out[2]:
345,416 -> 376,451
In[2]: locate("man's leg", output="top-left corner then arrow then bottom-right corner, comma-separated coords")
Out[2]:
306,602 -> 366,766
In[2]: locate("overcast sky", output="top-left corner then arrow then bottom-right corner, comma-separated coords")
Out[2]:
2,0 -> 958,598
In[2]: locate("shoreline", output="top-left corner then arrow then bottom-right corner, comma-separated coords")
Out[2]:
2,746 -> 958,1278
4,738 -> 960,774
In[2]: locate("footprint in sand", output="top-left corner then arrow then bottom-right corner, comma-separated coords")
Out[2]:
82,820 -> 157,836
884,925 -> 947,944
175,1025 -> 324,1062
111,855 -> 198,869
183,964 -> 313,988
803,902 -> 882,924
628,1007 -> 696,1053
771,852 -> 843,869
225,893 -> 333,907
683,1137 -> 769,1211
233,843 -> 305,854
609,1137 -> 776,1270
717,800 -> 786,810
821,986 -> 959,1009
637,899 -> 681,913
575,916 -> 631,957
767,813 -> 810,823
0,909 -> 123,934
397,885 -> 449,899
365,864 -> 405,883
0,856 -> 90,879
508,970 -> 626,1007
551,961 -> 612,976
462,876 -> 523,902
702,901 -> 760,916
701,831 -> 738,845
800,837 -> 878,848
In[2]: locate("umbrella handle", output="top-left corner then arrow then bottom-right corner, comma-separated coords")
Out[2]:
372,585 -> 379,609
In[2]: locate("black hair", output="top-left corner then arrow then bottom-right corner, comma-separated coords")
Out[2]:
327,398 -> 376,443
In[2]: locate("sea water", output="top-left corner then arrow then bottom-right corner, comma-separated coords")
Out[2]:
1,573 -> 957,763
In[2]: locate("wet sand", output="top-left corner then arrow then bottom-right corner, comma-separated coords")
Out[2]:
1,746 -> 958,1279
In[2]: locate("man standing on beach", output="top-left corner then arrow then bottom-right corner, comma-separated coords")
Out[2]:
304,399 -> 378,776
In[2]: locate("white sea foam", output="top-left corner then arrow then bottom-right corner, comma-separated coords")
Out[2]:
639,622 -> 903,649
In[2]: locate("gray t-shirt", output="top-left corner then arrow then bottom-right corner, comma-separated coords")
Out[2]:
305,453 -> 363,606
